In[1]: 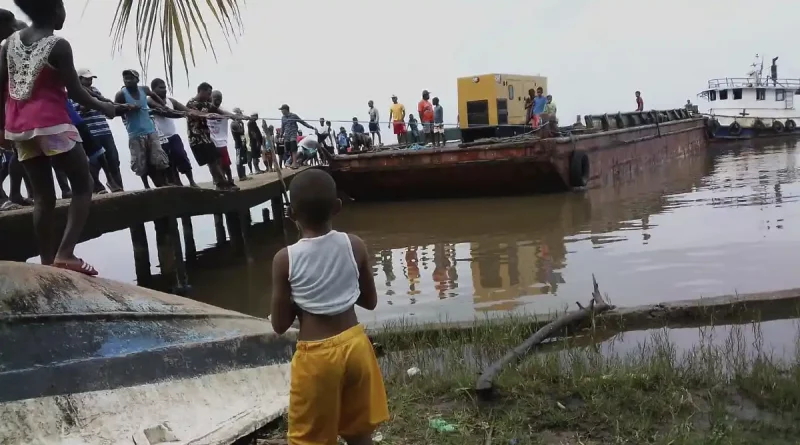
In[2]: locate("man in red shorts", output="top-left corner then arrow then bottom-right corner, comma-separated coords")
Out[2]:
388,94 -> 407,144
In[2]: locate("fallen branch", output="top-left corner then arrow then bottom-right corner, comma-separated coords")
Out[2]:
475,274 -> 615,401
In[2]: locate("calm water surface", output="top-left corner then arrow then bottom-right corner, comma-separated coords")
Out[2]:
68,139 -> 800,326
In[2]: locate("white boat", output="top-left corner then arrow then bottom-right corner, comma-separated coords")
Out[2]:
0,262 -> 294,445
698,55 -> 800,139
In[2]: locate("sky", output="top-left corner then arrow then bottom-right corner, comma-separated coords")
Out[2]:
3,0 -> 800,187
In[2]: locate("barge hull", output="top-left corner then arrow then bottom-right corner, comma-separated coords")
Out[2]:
329,117 -> 707,201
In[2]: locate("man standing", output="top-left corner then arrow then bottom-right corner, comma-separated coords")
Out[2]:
230,107 -> 249,180
432,97 -> 444,147
368,100 -> 382,146
206,90 -> 236,185
248,114 -> 264,174
149,77 -> 199,187
418,90 -> 434,146
77,69 -> 125,190
351,117 -> 365,135
279,104 -> 315,169
635,91 -> 644,111
388,94 -> 407,144
185,82 -> 237,190
531,87 -> 547,127
316,118 -> 333,160
114,69 -> 171,189
407,114 -> 420,143
544,94 -> 557,123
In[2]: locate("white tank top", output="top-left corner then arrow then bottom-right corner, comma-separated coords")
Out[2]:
287,230 -> 360,315
152,97 -> 177,138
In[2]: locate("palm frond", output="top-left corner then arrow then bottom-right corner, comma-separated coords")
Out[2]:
110,0 -> 245,89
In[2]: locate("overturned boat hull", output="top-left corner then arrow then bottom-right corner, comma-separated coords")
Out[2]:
0,262 -> 294,445
328,110 -> 707,201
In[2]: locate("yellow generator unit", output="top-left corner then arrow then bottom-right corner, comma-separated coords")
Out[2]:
457,73 -> 547,142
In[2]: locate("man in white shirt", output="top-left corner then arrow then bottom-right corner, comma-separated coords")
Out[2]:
297,136 -> 320,166
207,90 -> 235,185
368,100 -> 382,146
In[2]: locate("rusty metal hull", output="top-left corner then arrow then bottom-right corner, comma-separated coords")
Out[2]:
328,118 -> 708,201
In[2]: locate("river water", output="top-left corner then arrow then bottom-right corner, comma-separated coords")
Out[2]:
65,139 -> 800,326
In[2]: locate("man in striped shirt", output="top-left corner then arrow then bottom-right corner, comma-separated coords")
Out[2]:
77,69 -> 125,190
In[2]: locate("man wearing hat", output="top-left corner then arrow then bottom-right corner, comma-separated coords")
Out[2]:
114,69 -> 171,189
279,104 -> 315,169
388,95 -> 406,144
76,68 -> 125,189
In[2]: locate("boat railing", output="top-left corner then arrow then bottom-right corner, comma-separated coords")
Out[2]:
707,78 -> 800,90
583,108 -> 694,131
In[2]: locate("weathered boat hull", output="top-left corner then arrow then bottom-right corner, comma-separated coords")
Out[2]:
0,262 -> 294,445
328,115 -> 708,201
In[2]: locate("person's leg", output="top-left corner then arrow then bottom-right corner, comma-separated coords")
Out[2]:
339,327 -> 390,445
50,144 -> 95,269
377,130 -> 382,146
9,152 -> 33,204
53,165 -> 72,199
21,155 -> 58,264
140,175 -> 150,189
287,342 -> 342,445
96,133 -> 124,189
89,160 -> 106,194
146,133 -> 172,188
98,154 -> 123,192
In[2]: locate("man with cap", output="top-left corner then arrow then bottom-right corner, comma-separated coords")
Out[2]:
418,90 -> 434,145
388,94 -> 407,144
76,68 -> 125,189
279,104 -> 315,169
114,69 -> 171,189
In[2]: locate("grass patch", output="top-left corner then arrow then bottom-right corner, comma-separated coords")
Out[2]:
259,319 -> 800,444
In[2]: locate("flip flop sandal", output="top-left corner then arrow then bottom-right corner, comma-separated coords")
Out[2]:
54,258 -> 99,277
0,201 -> 22,211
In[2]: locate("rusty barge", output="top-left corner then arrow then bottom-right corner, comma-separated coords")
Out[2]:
327,109 -> 708,201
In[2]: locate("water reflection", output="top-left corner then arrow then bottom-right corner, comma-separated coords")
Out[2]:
144,141 -> 800,326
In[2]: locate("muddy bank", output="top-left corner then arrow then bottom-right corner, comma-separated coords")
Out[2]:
368,287 -> 800,350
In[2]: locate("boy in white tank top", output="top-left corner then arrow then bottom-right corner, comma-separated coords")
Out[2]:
270,169 -> 388,445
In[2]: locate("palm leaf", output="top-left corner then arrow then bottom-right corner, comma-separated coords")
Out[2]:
109,0 -> 245,89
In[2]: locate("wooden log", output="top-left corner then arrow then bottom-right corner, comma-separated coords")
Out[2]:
168,218 -> 190,296
213,214 -> 226,244
475,275 -> 614,400
129,223 -> 151,284
225,211 -> 244,250
240,210 -> 253,263
181,216 -> 196,260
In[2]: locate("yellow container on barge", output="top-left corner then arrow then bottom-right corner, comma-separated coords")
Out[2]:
457,73 -> 547,142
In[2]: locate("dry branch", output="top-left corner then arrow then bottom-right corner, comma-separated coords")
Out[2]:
475,275 -> 615,400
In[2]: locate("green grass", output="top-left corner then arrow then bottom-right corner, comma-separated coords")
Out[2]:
258,319 -> 800,444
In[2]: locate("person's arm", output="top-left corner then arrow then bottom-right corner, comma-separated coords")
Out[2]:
387,108 -> 393,128
142,86 -> 166,107
87,86 -> 113,103
147,97 -> 184,118
270,248 -> 297,334
50,39 -> 115,117
294,114 -> 314,130
348,234 -> 378,310
401,105 -> 406,121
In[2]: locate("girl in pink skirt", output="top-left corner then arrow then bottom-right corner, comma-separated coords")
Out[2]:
0,0 -> 115,275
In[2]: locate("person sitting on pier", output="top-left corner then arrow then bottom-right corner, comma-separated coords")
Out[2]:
351,132 -> 373,153
149,78 -> 200,188
1,0 -> 116,274
337,127 -> 350,154
270,169 -> 387,445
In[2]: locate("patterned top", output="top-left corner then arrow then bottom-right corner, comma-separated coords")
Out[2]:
4,32 -> 75,139
79,86 -> 112,136
281,112 -> 303,140
185,98 -> 219,147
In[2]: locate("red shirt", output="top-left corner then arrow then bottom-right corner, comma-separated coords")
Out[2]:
418,99 -> 434,123
636,96 -> 644,111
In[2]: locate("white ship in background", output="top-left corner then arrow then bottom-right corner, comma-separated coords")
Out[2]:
699,55 -> 800,139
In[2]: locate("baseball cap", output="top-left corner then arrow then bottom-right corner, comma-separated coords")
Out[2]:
122,69 -> 140,80
77,69 -> 96,79
422,89 -> 431,95
279,104 -> 290,111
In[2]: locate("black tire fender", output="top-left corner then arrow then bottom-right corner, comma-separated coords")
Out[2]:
569,151 -> 590,187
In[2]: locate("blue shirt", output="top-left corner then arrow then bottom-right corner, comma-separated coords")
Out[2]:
337,133 -> 349,147
533,96 -> 547,115
351,122 -> 365,134
281,113 -> 302,140
121,87 -> 156,137
66,99 -> 83,125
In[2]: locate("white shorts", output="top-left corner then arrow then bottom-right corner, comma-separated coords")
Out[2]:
433,124 -> 445,134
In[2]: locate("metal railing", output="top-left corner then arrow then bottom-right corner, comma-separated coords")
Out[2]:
707,78 -> 800,89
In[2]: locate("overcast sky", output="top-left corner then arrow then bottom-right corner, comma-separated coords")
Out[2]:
2,0 -> 798,186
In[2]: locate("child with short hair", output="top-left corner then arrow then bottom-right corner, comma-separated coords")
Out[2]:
271,169 -> 388,445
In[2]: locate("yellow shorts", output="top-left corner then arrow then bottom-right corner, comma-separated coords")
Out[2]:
15,130 -> 81,162
288,324 -> 389,444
